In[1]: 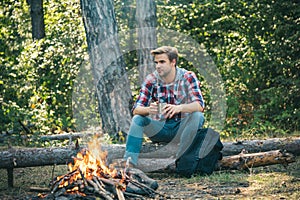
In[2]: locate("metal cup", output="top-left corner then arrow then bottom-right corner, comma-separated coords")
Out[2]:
158,102 -> 167,114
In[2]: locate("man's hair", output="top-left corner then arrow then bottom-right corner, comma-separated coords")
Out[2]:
150,46 -> 178,64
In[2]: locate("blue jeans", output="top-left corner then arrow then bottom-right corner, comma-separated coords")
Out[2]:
123,112 -> 205,165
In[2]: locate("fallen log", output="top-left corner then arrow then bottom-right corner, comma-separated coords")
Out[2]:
137,150 -> 296,173
221,137 -> 300,156
0,137 -> 299,169
217,149 -> 296,170
0,147 -> 79,187
0,146 -> 296,187
37,132 -> 300,157
136,137 -> 300,159
0,147 -> 77,169
40,132 -> 99,141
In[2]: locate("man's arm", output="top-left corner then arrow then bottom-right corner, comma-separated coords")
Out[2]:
132,105 -> 150,116
163,101 -> 203,119
133,101 -> 203,118
179,101 -> 204,113
132,102 -> 160,116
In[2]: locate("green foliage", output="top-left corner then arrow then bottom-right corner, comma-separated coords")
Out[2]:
0,0 -> 89,143
157,0 -> 299,136
0,0 -> 299,147
1,0 -> 31,131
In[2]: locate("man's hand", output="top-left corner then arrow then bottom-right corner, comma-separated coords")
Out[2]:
133,101 -> 202,117
163,101 -> 203,118
163,104 -> 182,119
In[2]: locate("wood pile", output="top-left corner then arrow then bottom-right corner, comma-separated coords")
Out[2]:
38,148 -> 159,200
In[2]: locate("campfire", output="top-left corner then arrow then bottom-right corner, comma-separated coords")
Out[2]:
38,139 -> 159,199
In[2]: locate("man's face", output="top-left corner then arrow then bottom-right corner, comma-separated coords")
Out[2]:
154,53 -> 176,78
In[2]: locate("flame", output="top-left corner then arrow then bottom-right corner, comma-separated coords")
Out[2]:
54,136 -> 126,195
67,149 -> 118,180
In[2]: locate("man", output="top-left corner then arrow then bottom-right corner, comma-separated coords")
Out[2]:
123,46 -> 205,167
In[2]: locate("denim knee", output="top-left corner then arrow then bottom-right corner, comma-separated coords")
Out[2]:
132,115 -> 151,127
190,112 -> 205,128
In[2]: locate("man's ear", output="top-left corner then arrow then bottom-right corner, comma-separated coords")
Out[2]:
171,58 -> 176,67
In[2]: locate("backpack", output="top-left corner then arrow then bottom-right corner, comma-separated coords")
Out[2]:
175,128 -> 223,177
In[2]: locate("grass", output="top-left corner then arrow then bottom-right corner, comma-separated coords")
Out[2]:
0,165 -> 67,199
181,158 -> 300,199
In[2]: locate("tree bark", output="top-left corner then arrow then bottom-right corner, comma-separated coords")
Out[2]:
40,132 -> 97,141
217,150 -> 295,170
27,0 -> 45,39
80,0 -> 132,136
0,147 -> 76,169
221,137 -> 300,156
136,0 -> 157,84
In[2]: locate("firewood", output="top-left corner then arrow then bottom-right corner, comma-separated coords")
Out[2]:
45,159 -> 161,199
62,193 -> 88,199
50,178 -> 63,194
92,176 -> 106,192
86,179 -> 114,200
98,177 -> 117,187
86,179 -> 99,191
78,168 -> 88,187
127,179 -> 159,197
35,149 -> 161,199
123,191 -> 146,199
116,187 -> 125,200
29,186 -> 50,193
54,187 -> 66,198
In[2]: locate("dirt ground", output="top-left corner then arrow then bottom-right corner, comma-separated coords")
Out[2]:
0,157 -> 299,200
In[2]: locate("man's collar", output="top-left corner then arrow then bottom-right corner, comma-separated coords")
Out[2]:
154,67 -> 185,84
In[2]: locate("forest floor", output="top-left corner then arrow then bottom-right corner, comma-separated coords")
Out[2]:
0,156 -> 299,200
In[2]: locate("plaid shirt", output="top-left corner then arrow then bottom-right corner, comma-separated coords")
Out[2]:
133,67 -> 205,120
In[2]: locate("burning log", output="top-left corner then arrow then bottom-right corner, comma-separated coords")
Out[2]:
37,140 -> 160,200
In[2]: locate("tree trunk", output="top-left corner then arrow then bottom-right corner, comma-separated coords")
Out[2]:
136,0 -> 157,84
27,0 -> 45,39
80,0 -> 132,136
